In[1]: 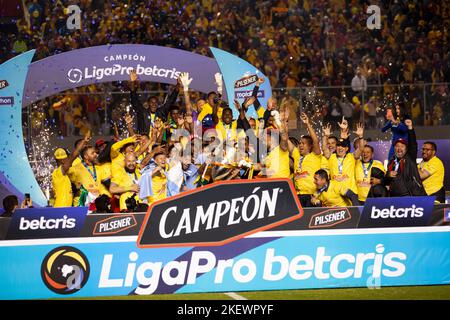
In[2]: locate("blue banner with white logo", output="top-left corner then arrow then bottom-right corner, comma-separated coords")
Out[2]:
6,207 -> 88,240
1,227 -> 450,299
359,197 -> 436,228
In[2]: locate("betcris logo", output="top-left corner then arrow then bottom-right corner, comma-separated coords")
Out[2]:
359,197 -> 435,228
6,207 -> 88,239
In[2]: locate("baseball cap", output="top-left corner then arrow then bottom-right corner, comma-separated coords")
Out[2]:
54,148 -> 68,160
394,138 -> 407,146
371,167 -> 385,180
336,138 -> 350,148
95,139 -> 106,148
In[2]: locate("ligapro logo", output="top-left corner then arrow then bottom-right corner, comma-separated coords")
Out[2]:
41,246 -> 90,294
98,244 -> 406,295
137,179 -> 302,248
67,59 -> 182,84
67,68 -> 83,83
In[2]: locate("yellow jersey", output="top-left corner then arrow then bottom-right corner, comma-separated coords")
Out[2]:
321,154 -> 330,173
97,162 -> 112,197
328,153 -> 357,194
51,166 -> 73,207
70,161 -> 103,195
147,171 -> 167,204
293,150 -> 322,195
265,146 -> 291,178
112,167 -> 141,211
418,156 -> 445,195
355,159 -> 385,202
314,180 -> 351,207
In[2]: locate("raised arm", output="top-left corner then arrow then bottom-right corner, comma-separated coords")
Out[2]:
124,113 -> 136,137
62,133 -> 90,174
300,112 -> 321,155
322,123 -> 332,159
129,70 -> 146,134
157,78 -> 181,121
405,119 -> 418,161
179,72 -> 193,114
110,136 -> 137,159
352,123 -> 365,160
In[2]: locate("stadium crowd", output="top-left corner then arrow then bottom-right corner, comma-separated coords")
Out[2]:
43,71 -> 445,213
2,0 -> 450,135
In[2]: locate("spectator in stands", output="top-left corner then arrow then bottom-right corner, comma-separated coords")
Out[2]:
351,67 -> 367,99
418,141 -> 446,203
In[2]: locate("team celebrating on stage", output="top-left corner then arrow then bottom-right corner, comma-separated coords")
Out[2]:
51,72 -> 445,212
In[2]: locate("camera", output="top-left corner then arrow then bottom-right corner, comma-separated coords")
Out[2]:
125,195 -> 137,212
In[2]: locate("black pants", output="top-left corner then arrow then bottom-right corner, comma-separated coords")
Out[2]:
298,194 -> 313,207
430,187 -> 446,204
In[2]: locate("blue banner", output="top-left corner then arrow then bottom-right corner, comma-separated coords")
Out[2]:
359,197 -> 436,228
0,227 -> 449,299
6,207 -> 88,240
0,50 -> 47,206
210,47 -> 272,120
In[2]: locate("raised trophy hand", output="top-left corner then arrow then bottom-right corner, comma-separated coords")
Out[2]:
257,77 -> 265,85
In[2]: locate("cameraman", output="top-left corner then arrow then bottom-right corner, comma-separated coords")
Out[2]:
109,153 -> 141,212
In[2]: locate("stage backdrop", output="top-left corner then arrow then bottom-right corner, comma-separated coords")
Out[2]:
0,45 -> 272,206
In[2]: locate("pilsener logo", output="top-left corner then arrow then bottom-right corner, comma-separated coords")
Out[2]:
137,179 -> 302,248
94,215 -> 137,235
309,208 -> 351,228
359,197 -> 435,228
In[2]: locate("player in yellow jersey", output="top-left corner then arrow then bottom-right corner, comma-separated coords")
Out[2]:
322,118 -> 365,195
51,135 -> 89,207
138,151 -> 168,204
110,153 -> 141,211
292,113 -> 322,207
70,145 -> 111,206
255,125 -> 293,178
355,144 -> 385,204
311,169 -> 360,207
418,141 -> 445,203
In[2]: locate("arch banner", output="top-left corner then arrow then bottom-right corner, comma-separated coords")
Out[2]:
0,45 -> 272,206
